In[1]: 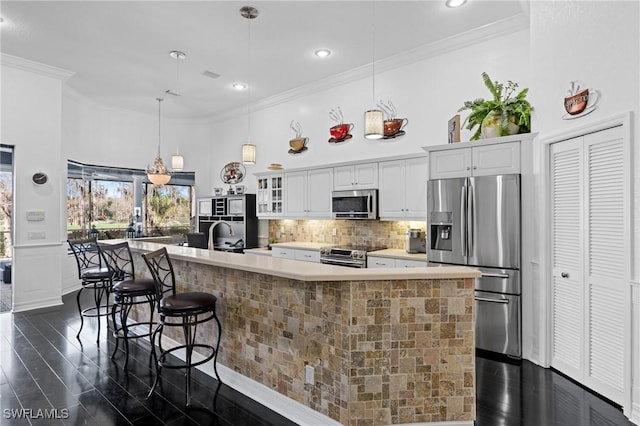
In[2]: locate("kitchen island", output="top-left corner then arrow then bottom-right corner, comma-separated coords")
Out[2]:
124,240 -> 479,425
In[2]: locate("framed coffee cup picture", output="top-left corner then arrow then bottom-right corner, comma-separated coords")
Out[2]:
448,115 -> 460,143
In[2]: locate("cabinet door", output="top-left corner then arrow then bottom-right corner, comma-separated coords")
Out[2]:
396,259 -> 428,268
378,160 -> 405,218
284,171 -> 307,217
404,157 -> 428,218
471,141 -> 520,176
367,256 -> 395,268
307,168 -> 333,218
272,247 -> 296,260
333,165 -> 355,190
295,249 -> 320,263
429,148 -> 471,179
354,163 -> 378,189
270,175 -> 284,216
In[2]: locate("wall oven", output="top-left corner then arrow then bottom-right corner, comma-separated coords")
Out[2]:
331,189 -> 377,219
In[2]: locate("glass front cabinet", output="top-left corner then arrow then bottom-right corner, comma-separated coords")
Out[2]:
256,173 -> 284,217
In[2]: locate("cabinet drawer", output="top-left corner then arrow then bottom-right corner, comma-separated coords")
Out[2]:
271,247 -> 296,260
295,249 -> 320,263
396,259 -> 428,268
367,256 -> 395,268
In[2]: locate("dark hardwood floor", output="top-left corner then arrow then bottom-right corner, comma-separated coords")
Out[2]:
0,291 -> 632,425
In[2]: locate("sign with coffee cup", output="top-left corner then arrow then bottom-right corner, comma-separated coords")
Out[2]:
378,100 -> 408,139
328,106 -> 354,143
562,81 -> 599,120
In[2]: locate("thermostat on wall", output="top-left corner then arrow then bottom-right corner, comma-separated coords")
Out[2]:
26,210 -> 45,221
32,172 -> 48,185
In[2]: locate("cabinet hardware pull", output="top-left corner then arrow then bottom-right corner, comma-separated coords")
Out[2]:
561,272 -> 569,278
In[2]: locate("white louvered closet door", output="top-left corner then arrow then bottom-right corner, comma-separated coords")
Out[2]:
583,126 -> 627,405
550,137 -> 584,382
550,125 -> 629,408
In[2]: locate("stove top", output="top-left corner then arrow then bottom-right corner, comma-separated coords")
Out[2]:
319,244 -> 387,268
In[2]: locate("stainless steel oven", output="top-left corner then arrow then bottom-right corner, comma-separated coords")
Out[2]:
331,189 -> 377,219
320,245 -> 386,268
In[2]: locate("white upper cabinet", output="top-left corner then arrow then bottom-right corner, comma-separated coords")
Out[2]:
284,168 -> 333,218
429,141 -> 520,179
333,163 -> 378,190
256,173 -> 284,218
379,157 -> 427,219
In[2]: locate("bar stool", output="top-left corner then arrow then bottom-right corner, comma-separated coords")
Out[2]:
67,238 -> 114,344
99,241 -> 157,370
142,247 -> 222,406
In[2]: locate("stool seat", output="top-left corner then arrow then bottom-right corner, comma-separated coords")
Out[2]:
160,292 -> 217,314
81,268 -> 112,281
112,278 -> 156,295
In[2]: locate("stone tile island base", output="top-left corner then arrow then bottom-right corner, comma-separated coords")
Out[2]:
131,251 -> 475,425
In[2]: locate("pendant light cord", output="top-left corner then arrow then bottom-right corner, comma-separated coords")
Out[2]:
247,12 -> 252,143
371,0 -> 376,106
157,98 -> 162,157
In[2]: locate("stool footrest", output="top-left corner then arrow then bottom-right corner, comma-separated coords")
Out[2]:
158,344 -> 216,370
112,322 -> 154,340
80,305 -> 112,318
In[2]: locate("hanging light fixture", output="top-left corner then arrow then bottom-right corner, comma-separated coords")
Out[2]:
171,148 -> 184,171
364,1 -> 384,140
240,6 -> 258,164
147,98 -> 172,185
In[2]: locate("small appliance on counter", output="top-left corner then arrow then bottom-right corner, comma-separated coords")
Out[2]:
405,229 -> 426,253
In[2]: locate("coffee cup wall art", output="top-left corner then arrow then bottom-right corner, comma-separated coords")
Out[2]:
328,107 -> 353,143
562,81 -> 599,120
288,120 -> 308,154
378,100 -> 408,139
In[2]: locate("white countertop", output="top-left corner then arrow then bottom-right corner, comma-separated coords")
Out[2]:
123,240 -> 480,282
243,247 -> 272,256
368,248 -> 427,262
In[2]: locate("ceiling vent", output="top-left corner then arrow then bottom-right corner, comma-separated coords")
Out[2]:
202,70 -> 221,79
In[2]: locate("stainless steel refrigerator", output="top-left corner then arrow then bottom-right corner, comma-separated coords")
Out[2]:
427,174 -> 521,358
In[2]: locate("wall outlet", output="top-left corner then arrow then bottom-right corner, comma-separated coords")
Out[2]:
332,228 -> 337,236
280,225 -> 285,234
27,231 -> 46,240
305,365 -> 314,385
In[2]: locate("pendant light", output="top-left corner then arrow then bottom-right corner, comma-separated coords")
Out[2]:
171,147 -> 184,171
240,6 -> 258,164
147,98 -> 172,185
167,50 -> 185,170
364,1 -> 384,140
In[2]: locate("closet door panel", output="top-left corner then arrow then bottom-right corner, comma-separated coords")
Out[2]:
550,138 -> 583,380
584,127 -> 626,404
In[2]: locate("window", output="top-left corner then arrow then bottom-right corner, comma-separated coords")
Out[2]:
67,160 -> 195,239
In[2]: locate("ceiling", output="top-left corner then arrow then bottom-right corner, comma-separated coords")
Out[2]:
0,1 -> 528,119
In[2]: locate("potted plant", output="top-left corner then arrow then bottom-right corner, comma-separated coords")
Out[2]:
458,72 -> 532,140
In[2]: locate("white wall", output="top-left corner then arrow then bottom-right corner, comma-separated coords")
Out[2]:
529,1 -> 639,421
208,29 -> 531,192
62,90 -> 214,197
0,56 -> 72,312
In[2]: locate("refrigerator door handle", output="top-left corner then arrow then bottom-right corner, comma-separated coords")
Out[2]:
460,184 -> 467,256
467,181 -> 474,257
475,296 -> 509,304
482,272 -> 510,279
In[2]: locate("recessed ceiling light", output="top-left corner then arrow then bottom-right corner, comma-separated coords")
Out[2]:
314,49 -> 331,58
232,83 -> 247,90
446,0 -> 468,8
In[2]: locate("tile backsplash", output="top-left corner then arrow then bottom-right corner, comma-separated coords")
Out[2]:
268,219 -> 426,249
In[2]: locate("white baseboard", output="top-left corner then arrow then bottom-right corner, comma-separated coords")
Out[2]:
12,296 -> 62,313
156,333 -> 475,426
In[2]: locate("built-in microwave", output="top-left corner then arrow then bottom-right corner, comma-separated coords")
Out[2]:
331,189 -> 377,219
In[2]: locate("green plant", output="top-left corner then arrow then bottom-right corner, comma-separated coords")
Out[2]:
458,72 -> 532,140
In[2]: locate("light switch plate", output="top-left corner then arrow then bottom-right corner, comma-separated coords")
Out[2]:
26,210 -> 45,221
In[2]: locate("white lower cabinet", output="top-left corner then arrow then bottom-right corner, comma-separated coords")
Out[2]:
367,256 -> 427,268
271,247 -> 295,260
272,247 -> 320,263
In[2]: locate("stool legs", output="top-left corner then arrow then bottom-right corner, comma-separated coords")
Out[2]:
111,294 -> 155,370
76,284 -> 110,344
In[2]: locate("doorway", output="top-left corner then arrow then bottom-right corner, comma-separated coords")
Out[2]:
0,146 -> 14,313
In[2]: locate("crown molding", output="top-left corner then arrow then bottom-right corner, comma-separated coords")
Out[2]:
211,13 -> 529,123
0,53 -> 75,81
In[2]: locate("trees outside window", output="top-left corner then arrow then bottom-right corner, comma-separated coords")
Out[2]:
145,184 -> 192,236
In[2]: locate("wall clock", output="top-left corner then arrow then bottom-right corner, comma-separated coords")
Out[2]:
32,172 -> 48,185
